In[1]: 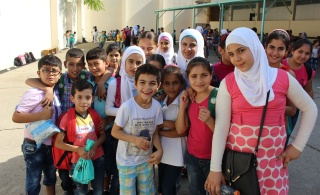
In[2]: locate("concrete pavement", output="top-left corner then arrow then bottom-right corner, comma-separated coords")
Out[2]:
0,42 -> 319,194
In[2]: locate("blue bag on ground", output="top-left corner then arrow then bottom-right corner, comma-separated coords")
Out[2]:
72,139 -> 95,184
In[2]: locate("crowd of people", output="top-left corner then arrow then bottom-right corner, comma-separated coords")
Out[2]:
13,24 -> 318,195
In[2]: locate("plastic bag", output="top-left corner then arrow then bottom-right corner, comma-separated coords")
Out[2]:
72,139 -> 95,184
25,120 -> 60,148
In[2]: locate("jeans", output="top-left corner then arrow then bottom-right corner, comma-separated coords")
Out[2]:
205,46 -> 210,58
158,163 -> 183,195
70,156 -> 105,195
22,140 -> 57,195
103,130 -> 119,195
185,151 -> 210,195
311,57 -> 318,70
70,41 -> 75,49
58,169 -> 74,194
66,38 -> 69,48
99,41 -> 105,48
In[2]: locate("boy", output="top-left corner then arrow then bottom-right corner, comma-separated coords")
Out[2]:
55,80 -> 106,194
12,55 -> 62,195
99,31 -> 107,48
111,64 -> 163,195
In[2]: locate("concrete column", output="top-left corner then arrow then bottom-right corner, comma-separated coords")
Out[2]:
255,2 -> 261,21
50,0 -> 59,49
77,0 -> 82,43
229,5 -> 233,21
290,0 -> 297,21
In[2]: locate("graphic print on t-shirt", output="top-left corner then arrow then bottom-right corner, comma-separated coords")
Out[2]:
127,117 -> 154,156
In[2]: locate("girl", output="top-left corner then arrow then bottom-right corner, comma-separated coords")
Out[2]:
93,27 -> 99,43
115,30 -> 121,46
104,46 -> 145,195
147,54 -> 166,71
176,29 -> 204,84
205,27 -> 317,195
155,32 -> 175,65
176,57 -> 217,195
158,65 -> 187,195
265,29 -> 297,145
106,43 -> 122,77
138,31 -> 158,59
311,39 -> 320,70
211,33 -> 234,87
282,38 -> 315,129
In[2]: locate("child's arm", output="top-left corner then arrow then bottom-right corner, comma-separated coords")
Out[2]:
88,127 -> 106,159
105,79 -> 119,116
25,78 -> 54,106
112,123 -> 150,151
55,132 -> 88,159
148,126 -> 163,165
96,67 -> 114,101
12,104 -> 53,123
175,90 -> 189,134
159,120 -> 187,138
199,106 -> 215,132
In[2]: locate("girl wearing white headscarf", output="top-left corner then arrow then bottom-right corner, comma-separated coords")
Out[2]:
205,27 -> 317,195
155,32 -> 174,65
176,29 -> 204,83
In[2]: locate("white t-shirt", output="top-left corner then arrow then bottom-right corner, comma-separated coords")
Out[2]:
160,94 -> 187,167
115,98 -> 163,166
312,47 -> 319,58
105,78 -> 118,117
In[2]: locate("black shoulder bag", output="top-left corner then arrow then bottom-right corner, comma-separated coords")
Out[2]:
222,91 -> 270,195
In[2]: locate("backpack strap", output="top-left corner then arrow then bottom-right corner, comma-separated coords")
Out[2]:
304,63 -> 312,81
66,108 -> 77,143
211,65 -> 220,87
208,88 -> 218,118
114,76 -> 122,108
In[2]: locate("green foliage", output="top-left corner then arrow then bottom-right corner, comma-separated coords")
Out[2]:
84,0 -> 104,11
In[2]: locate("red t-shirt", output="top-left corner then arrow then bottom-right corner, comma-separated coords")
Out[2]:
282,59 -> 315,87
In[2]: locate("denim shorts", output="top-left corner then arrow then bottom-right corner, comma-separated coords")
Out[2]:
22,139 -> 57,194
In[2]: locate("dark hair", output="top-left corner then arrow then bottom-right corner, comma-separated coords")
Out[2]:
252,27 -> 257,33
265,30 -> 290,50
106,44 -> 122,55
134,63 -> 161,84
65,48 -> 85,63
186,57 -> 212,77
86,47 -> 107,61
146,54 -> 166,69
219,33 -> 229,49
38,55 -> 62,70
313,39 -> 320,45
138,31 -> 158,45
132,36 -> 139,45
71,80 -> 93,96
291,38 -> 312,52
161,65 -> 185,87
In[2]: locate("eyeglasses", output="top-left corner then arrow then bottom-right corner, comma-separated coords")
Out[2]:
40,68 -> 61,75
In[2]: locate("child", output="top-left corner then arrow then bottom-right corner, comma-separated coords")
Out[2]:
99,31 -> 107,48
155,32 -> 175,65
265,29 -> 297,146
175,57 -> 217,195
146,54 -> 166,71
176,29 -> 204,84
158,65 -> 187,195
55,80 -> 106,194
12,55 -> 62,195
115,30 -> 121,46
211,33 -> 234,87
311,39 -> 320,70
282,38 -> 315,129
111,64 -> 163,195
69,31 -> 76,48
106,43 -> 122,77
205,27 -> 317,195
138,31 -> 158,59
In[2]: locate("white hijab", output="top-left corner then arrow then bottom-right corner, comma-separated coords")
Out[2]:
177,29 -> 204,74
226,27 -> 277,106
155,32 -> 174,65
119,46 -> 146,103
196,26 -> 203,34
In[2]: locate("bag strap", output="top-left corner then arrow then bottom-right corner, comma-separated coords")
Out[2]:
254,90 -> 270,154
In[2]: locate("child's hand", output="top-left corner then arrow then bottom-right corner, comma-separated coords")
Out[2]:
41,87 -> 54,107
134,136 -> 151,151
180,90 -> 189,109
40,104 -> 54,120
198,106 -> 211,123
276,144 -> 301,169
88,145 -> 98,159
148,150 -> 163,165
96,82 -> 106,101
77,147 -> 89,159
186,87 -> 196,102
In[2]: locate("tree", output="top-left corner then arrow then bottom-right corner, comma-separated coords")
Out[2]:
84,0 -> 104,11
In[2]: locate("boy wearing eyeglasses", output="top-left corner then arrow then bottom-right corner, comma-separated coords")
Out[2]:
12,55 -> 62,195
